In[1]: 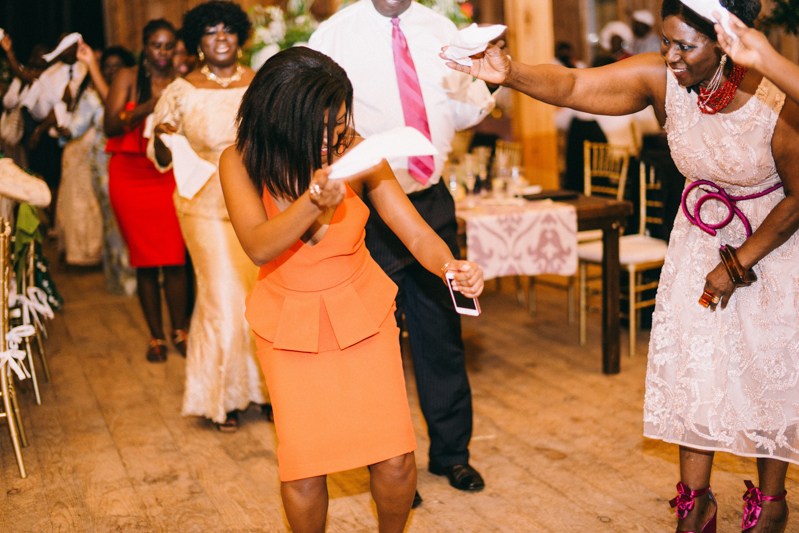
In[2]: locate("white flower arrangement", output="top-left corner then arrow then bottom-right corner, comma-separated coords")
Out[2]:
247,0 -> 319,70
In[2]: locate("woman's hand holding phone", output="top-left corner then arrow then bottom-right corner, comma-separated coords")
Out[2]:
443,260 -> 484,316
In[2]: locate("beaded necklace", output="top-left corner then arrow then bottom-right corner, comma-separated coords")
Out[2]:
697,63 -> 748,115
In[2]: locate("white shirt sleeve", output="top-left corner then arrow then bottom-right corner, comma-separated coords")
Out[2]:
2,78 -> 23,110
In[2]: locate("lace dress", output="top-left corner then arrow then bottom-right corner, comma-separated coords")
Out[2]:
148,78 -> 268,423
643,70 -> 799,463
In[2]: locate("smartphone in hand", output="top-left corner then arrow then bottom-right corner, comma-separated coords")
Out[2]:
446,271 -> 481,316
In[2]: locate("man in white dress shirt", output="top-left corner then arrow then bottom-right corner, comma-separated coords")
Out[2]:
310,0 -> 495,504
21,40 -> 86,200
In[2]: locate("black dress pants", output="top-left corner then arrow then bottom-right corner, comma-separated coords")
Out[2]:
363,180 -> 473,467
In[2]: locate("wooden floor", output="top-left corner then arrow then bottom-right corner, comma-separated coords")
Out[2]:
2,265 -> 798,533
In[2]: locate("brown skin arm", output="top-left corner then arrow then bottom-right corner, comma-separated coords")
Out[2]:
103,67 -> 156,137
704,97 -> 799,310
76,41 -> 108,102
219,144 -> 346,266
444,43 -> 669,123
351,161 -> 484,297
1,35 -> 39,84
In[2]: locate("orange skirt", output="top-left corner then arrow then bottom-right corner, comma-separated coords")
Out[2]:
255,303 -> 416,482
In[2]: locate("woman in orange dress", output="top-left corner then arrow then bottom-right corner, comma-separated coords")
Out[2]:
219,47 -> 484,532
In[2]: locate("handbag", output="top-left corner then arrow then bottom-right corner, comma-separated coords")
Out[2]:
0,107 -> 24,145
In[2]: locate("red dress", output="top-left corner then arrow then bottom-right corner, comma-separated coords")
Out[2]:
106,105 -> 185,268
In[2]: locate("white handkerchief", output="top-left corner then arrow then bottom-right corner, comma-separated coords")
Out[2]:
43,33 -> 82,62
443,24 -> 507,67
53,101 -> 70,129
0,29 -> 5,41
328,127 -> 438,180
142,114 -> 155,139
680,0 -> 735,38
159,134 -> 217,199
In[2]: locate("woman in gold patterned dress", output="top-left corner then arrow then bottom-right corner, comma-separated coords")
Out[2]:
148,1 -> 269,431
450,0 -> 799,531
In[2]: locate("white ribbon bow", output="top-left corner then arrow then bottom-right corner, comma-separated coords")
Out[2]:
9,278 -> 54,334
0,325 -> 34,380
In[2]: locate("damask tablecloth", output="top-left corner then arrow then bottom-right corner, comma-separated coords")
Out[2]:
456,198 -> 578,280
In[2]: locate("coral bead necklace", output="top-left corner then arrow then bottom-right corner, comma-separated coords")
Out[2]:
697,63 -> 748,115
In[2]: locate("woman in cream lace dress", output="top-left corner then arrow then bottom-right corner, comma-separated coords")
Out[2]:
453,0 -> 799,531
148,1 -> 268,431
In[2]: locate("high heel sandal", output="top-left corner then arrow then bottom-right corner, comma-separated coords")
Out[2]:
670,482 -> 717,533
172,329 -> 188,357
146,338 -> 168,363
742,480 -> 788,532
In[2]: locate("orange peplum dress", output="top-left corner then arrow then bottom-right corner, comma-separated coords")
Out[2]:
246,184 -> 417,482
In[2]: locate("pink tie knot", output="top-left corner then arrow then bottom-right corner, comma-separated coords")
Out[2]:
391,17 -> 400,27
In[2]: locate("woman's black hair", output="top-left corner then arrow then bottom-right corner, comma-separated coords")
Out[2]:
661,0 -> 761,39
101,46 -> 135,68
236,47 -> 354,200
136,19 -> 176,104
181,1 -> 252,55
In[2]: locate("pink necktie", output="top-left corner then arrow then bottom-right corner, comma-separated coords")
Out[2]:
391,17 -> 435,185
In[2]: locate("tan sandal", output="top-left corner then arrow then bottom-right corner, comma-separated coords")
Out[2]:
172,329 -> 188,357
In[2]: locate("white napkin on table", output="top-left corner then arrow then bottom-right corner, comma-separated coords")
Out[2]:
43,33 -> 82,62
443,24 -> 507,67
328,126 -> 438,180
680,0 -> 735,38
159,133 -> 217,199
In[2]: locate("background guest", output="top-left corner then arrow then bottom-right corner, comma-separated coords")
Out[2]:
104,19 -> 188,362
310,0 -> 496,504
173,29 -> 198,77
598,21 -> 633,62
149,1 -> 269,432
630,10 -> 662,55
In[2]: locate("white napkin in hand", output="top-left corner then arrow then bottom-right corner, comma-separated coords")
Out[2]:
53,101 -> 71,129
443,23 -> 507,67
43,33 -> 82,62
679,0 -> 735,38
159,134 -> 217,199
142,114 -> 155,139
328,126 -> 438,180
0,29 -> 5,41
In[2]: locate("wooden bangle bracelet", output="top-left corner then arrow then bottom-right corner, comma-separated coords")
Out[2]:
719,245 -> 757,287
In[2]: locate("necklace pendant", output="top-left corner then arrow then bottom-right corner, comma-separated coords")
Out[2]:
201,64 -> 243,88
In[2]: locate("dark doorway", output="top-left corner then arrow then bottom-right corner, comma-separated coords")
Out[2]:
2,0 -> 105,66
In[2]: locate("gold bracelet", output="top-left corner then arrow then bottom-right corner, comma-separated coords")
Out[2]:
440,262 -> 451,281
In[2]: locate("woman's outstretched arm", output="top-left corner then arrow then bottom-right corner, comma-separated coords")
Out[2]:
715,13 -> 799,107
442,42 -> 665,117
360,161 -> 484,298
219,145 -> 346,266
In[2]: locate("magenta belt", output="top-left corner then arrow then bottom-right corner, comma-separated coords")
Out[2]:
681,180 -> 783,237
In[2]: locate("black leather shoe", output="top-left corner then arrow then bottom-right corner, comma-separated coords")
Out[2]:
429,462 -> 485,492
412,490 -> 422,509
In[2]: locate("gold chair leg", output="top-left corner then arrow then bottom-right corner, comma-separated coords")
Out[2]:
7,378 -> 27,447
629,269 -> 636,358
1,370 -> 26,478
579,262 -> 587,346
567,276 -> 576,325
34,327 -> 50,383
515,276 -> 524,306
23,338 -> 41,405
528,277 -> 537,315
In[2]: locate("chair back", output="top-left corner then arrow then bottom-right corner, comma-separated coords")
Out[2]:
637,161 -> 665,236
583,141 -> 630,200
0,220 -> 9,340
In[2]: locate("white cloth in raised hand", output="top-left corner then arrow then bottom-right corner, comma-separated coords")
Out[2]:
159,133 -> 217,200
680,0 -> 735,37
328,127 -> 438,180
443,23 -> 507,67
43,33 -> 82,62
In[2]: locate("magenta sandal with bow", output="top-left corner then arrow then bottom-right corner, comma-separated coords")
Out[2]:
670,482 -> 717,533
742,480 -> 788,532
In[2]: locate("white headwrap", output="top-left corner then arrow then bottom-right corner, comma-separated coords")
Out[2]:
679,0 -> 736,37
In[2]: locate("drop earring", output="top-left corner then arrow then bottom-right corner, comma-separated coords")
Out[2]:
705,54 -> 728,94
237,47 -> 243,59
197,47 -> 205,61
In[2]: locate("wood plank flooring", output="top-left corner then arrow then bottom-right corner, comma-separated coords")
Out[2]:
2,265 -> 798,532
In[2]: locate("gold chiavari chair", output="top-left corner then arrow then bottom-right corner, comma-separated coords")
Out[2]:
0,220 -> 28,478
23,240 -> 51,381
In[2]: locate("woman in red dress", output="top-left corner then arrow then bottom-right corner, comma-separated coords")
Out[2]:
104,19 -> 188,362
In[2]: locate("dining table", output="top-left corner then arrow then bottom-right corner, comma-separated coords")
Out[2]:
456,191 -> 633,375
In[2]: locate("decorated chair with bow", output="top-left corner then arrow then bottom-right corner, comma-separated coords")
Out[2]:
578,161 -> 668,357
0,219 -> 33,478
